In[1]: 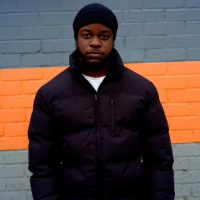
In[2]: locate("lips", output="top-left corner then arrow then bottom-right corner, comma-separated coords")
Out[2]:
88,51 -> 103,55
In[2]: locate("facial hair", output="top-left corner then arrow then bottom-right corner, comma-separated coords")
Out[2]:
76,47 -> 112,72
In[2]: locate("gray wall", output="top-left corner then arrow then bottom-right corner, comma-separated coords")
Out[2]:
1,0 -> 200,68
1,144 -> 200,200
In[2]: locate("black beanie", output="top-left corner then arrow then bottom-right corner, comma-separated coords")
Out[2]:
73,3 -> 118,40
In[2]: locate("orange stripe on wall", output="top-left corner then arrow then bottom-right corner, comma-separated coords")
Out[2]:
0,61 -> 200,150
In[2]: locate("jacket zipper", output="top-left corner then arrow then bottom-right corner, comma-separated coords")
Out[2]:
110,98 -> 116,137
94,94 -> 103,198
94,94 -> 101,159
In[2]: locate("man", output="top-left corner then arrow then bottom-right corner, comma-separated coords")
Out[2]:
28,3 -> 174,200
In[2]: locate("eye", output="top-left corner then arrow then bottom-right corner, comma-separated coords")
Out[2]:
100,34 -> 110,40
82,33 -> 92,39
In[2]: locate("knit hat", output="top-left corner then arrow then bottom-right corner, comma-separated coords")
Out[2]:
73,3 -> 118,40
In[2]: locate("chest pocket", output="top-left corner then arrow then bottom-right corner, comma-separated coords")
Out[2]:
101,94 -> 144,136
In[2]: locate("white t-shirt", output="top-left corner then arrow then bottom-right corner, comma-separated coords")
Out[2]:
82,74 -> 105,91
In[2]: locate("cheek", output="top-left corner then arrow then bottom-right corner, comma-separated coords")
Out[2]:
105,41 -> 114,53
77,41 -> 86,54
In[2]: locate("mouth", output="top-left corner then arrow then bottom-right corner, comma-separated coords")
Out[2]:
87,51 -> 104,56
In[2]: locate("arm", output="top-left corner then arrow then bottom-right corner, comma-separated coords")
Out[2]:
28,89 -> 61,200
140,84 -> 175,200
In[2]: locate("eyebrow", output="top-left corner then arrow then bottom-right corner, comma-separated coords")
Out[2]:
80,29 -> 111,34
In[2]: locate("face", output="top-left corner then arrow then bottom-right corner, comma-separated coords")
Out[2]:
77,23 -> 114,66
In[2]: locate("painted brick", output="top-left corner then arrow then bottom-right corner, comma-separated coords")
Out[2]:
17,0 -> 61,12
175,184 -> 192,197
102,0 -> 143,9
150,77 -> 187,89
0,137 -> 28,150
41,66 -> 65,79
0,124 -> 3,137
167,62 -> 200,75
0,177 -> 29,191
0,54 -> 20,68
167,89 -> 200,103
113,11 -> 123,23
19,25 -> 73,40
127,62 -> 168,76
0,27 -> 18,41
0,109 -> 26,123
39,12 -> 75,26
41,39 -> 74,53
186,22 -> 200,34
172,144 -> 200,157
3,151 -> 27,164
187,48 -> 200,61
4,123 -> 29,137
175,170 -> 200,184
0,191 -> 26,200
169,116 -> 190,131
191,103 -> 200,116
166,35 -> 200,48
144,48 -> 186,62
22,53 -> 64,66
0,41 -> 40,54
120,49 -> 144,63
165,9 -> 200,21
23,164 -> 32,177
189,157 -> 200,170
144,22 -> 184,35
0,81 -> 22,95
0,165 -> 24,178
190,117 -> 200,129
170,130 -> 200,144
166,36 -> 187,48
0,153 -> 4,164
126,36 -> 167,49
163,103 -> 192,117
58,0 -> 98,11
192,184 -> 200,197
1,95 -> 34,109
175,156 -> 200,171
173,157 -> 190,170
25,108 -> 32,123
144,0 -> 184,9
22,80 -> 48,94
117,23 -> 144,37
0,68 -> 43,81
0,13 -> 38,27
185,0 -> 200,8
123,10 -> 164,23
0,0 -> 18,13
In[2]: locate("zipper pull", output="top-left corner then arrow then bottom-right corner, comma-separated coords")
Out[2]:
94,94 -> 98,101
110,98 -> 114,105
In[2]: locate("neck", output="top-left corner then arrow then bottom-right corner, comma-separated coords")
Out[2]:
78,54 -> 110,78
82,64 -> 108,77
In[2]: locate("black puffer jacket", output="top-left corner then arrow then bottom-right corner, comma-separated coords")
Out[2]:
28,49 -> 174,200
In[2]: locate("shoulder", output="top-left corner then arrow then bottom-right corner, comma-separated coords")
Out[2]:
34,68 -> 71,104
123,66 -> 157,94
39,67 -> 71,94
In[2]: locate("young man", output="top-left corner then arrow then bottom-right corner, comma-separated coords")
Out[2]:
28,3 -> 175,200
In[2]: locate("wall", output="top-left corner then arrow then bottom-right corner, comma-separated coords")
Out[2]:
0,0 -> 200,200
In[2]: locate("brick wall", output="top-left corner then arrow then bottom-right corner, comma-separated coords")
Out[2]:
1,0 -> 200,200
0,63 -> 200,150
1,0 -> 200,68
0,62 -> 200,200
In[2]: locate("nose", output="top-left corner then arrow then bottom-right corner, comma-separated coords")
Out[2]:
89,37 -> 101,47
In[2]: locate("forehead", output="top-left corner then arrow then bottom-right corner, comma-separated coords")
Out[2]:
79,23 -> 112,33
